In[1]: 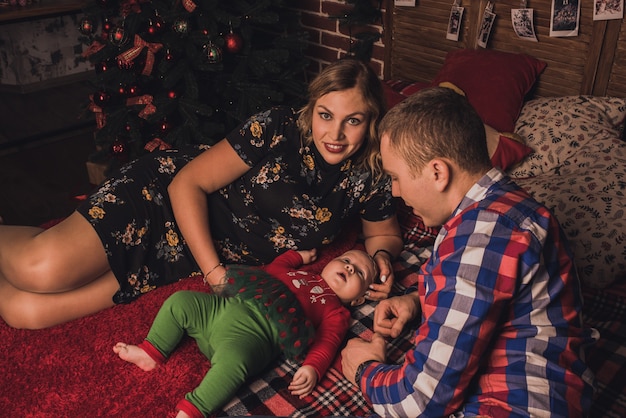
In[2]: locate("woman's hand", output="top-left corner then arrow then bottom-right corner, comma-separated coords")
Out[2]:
366,251 -> 394,300
289,365 -> 318,398
296,248 -> 318,265
361,216 -> 404,301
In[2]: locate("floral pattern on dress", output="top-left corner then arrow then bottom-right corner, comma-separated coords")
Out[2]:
209,107 -> 396,265
76,147 -> 203,304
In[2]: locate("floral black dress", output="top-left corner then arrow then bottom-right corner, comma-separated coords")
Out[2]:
77,106 -> 396,304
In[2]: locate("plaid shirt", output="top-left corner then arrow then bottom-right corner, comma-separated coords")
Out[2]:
360,168 -> 599,418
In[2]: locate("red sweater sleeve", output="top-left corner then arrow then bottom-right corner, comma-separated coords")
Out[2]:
302,305 -> 351,379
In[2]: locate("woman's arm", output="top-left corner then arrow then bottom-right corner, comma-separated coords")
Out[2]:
168,139 -> 250,284
361,216 -> 403,300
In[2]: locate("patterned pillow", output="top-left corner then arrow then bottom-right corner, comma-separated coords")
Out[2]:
510,96 -> 626,289
510,96 -> 626,178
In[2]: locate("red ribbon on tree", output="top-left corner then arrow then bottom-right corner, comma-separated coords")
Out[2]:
182,0 -> 197,12
120,0 -> 149,17
116,35 -> 163,76
82,40 -> 106,58
88,95 -> 107,129
126,94 -> 156,118
144,138 -> 172,152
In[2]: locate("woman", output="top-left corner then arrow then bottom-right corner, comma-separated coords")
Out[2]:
0,58 -> 403,329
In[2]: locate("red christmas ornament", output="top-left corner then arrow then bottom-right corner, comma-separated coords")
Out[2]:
112,138 -> 126,155
224,31 -> 243,53
79,17 -> 95,36
167,90 -> 178,99
109,26 -> 128,46
173,18 -> 190,35
206,42 -> 222,64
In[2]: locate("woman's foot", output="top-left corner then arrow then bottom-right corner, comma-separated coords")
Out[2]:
113,342 -> 158,371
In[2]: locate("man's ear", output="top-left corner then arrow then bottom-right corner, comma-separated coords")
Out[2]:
350,296 -> 366,307
429,158 -> 451,192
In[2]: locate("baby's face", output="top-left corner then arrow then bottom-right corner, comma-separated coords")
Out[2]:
321,250 -> 377,305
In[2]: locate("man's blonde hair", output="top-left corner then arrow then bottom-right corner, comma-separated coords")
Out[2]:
379,87 -> 492,176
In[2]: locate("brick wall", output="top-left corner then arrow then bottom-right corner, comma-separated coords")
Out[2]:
290,0 -> 387,78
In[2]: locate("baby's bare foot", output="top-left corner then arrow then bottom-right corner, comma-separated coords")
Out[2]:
113,342 -> 158,371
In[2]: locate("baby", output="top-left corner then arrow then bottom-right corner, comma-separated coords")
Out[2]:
114,248 -> 378,418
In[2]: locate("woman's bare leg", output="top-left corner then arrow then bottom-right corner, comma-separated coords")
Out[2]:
0,212 -> 110,292
0,270 -> 119,329
0,211 -> 119,328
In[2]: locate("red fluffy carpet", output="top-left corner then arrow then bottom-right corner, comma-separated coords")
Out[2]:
0,223 -> 360,417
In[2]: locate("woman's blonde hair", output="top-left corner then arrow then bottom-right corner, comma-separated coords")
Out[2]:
297,58 -> 386,182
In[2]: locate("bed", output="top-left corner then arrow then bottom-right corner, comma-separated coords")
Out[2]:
2,0 -> 626,416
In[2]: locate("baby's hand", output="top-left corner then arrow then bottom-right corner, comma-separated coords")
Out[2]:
296,248 -> 318,265
288,365 -> 317,398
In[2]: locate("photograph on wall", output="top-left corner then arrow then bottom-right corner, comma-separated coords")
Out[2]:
477,9 -> 496,48
594,0 -> 624,20
447,5 -> 465,41
550,0 -> 580,37
512,8 -> 538,41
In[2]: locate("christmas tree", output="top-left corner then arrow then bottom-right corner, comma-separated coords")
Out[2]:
78,0 -> 309,171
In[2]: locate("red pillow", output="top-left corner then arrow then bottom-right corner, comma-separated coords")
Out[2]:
382,82 -> 407,108
492,134 -> 532,170
429,49 -> 547,133
400,81 -> 429,97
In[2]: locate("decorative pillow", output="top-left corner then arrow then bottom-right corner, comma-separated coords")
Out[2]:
514,135 -> 626,289
429,49 -> 547,133
510,96 -> 626,178
484,123 -> 533,171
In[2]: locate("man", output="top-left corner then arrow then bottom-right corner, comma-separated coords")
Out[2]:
341,87 -> 598,418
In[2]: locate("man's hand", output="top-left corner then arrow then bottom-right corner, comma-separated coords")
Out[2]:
341,333 -> 387,385
374,292 -> 421,338
289,365 -> 318,398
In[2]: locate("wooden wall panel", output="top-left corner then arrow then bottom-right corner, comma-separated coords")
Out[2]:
385,0 -> 626,98
386,0 -> 477,83
607,19 -> 626,97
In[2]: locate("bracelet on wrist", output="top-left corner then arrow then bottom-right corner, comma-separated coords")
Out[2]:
203,262 -> 224,284
354,359 -> 377,385
372,248 -> 394,261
